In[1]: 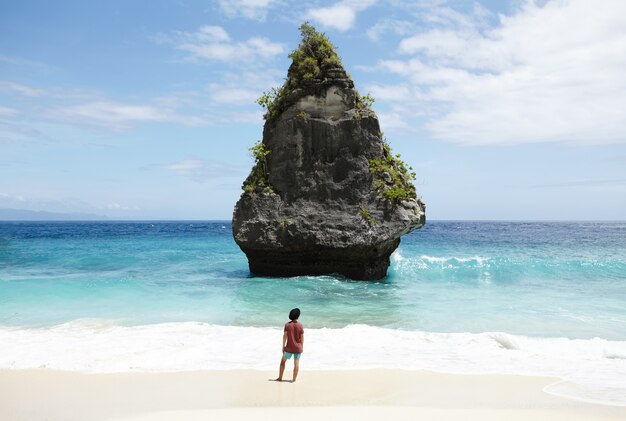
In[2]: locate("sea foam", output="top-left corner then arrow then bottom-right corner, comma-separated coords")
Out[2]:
0,321 -> 625,406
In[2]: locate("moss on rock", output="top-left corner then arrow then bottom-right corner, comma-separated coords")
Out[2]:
369,140 -> 417,203
256,22 -> 349,120
242,140 -> 275,194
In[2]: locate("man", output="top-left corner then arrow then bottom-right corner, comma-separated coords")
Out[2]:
276,308 -> 304,383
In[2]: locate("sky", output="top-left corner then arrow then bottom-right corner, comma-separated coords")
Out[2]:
1,0 -> 625,220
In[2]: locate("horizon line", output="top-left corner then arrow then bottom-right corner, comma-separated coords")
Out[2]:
1,219 -> 625,223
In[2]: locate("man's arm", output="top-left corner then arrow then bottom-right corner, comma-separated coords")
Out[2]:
282,331 -> 288,353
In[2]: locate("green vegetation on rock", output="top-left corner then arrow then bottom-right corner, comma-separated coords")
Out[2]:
256,86 -> 285,121
354,92 -> 375,119
369,138 -> 417,203
356,92 -> 375,110
287,22 -> 342,85
358,206 -> 376,226
243,140 -> 275,194
256,22 -> 348,121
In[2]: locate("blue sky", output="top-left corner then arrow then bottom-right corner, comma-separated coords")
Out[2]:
1,0 -> 625,220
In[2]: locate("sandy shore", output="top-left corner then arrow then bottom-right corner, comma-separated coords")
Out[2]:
1,369 -> 624,421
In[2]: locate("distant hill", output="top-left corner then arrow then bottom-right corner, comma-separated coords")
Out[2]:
0,208 -> 108,221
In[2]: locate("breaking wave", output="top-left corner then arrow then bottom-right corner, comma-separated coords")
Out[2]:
1,321 -> 625,406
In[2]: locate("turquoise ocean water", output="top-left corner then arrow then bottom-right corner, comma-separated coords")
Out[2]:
1,221 -> 625,338
1,221 -> 625,404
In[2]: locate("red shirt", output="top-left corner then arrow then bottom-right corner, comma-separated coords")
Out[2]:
284,321 -> 304,354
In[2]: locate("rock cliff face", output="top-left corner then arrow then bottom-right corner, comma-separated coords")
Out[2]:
232,24 -> 425,280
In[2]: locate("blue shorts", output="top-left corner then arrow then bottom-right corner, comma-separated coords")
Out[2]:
283,352 -> 301,360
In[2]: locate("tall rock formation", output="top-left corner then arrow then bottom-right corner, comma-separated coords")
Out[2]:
232,24 -> 425,280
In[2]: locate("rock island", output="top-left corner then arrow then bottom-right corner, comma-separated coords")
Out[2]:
232,23 -> 425,280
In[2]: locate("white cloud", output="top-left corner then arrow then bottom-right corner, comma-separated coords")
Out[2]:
306,0 -> 377,32
227,110 -> 264,125
204,69 -> 282,109
47,100 -> 205,130
194,25 -> 230,43
367,83 -> 413,102
420,2 -> 491,32
307,5 -> 355,32
246,37 -> 284,57
209,84 -> 259,105
376,0 -> 626,146
367,19 -> 414,41
0,192 -> 140,216
165,159 -> 205,173
0,106 -> 18,117
48,101 -> 171,129
0,81 -> 46,97
173,25 -> 284,62
102,203 -> 138,211
0,79 -> 218,132
377,111 -> 410,131
0,77 -> 266,134
0,120 -> 48,142
218,0 -> 276,20
0,54 -> 48,69
0,193 -> 98,214
0,192 -> 26,203
164,159 -> 243,182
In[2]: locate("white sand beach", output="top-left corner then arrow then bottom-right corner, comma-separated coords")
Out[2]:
1,369 -> 624,421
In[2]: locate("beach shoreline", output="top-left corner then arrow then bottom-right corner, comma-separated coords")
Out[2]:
3,321 -> 625,406
1,369 -> 625,421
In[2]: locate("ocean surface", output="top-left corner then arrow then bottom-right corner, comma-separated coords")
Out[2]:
1,221 -> 625,405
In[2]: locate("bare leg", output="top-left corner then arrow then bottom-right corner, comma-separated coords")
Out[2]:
292,358 -> 299,383
276,357 -> 287,381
